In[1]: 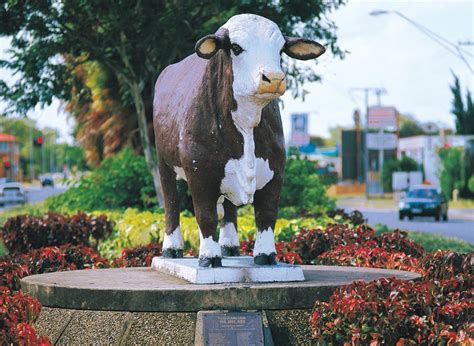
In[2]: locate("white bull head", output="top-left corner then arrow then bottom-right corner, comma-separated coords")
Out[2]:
195,13 -> 325,101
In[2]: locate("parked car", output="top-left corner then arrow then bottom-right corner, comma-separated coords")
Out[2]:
0,178 -> 15,184
40,175 -> 54,187
0,182 -> 27,206
398,185 -> 448,221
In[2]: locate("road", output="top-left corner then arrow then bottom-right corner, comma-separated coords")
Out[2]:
0,185 -> 66,213
339,205 -> 474,244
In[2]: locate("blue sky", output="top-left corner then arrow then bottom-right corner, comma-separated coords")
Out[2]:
1,0 -> 473,142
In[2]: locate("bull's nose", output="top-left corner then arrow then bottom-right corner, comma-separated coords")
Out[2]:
258,71 -> 286,95
261,71 -> 285,83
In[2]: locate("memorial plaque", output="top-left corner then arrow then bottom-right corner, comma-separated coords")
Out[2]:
201,311 -> 264,346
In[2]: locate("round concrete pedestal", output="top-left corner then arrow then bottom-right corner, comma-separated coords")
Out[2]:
21,266 -> 419,345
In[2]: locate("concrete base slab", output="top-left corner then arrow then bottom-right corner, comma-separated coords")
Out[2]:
151,256 -> 305,284
21,266 -> 420,312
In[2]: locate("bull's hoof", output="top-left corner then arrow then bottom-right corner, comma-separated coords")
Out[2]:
162,248 -> 184,258
221,246 -> 240,257
198,256 -> 222,268
254,253 -> 277,265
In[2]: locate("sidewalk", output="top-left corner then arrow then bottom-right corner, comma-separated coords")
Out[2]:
449,209 -> 474,221
336,196 -> 396,210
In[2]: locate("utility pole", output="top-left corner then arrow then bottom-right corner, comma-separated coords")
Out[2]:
350,87 -> 387,199
353,110 -> 362,183
42,137 -> 46,175
374,88 -> 386,106
50,133 -> 54,173
29,121 -> 34,182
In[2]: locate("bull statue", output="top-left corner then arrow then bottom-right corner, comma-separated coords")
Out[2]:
153,14 -> 325,267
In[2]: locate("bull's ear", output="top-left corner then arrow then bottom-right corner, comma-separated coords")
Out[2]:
195,35 -> 221,59
283,37 -> 325,60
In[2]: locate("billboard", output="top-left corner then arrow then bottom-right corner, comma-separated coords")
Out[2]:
367,106 -> 398,129
290,113 -> 309,146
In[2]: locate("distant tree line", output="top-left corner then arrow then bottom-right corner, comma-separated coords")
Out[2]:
0,117 -> 87,179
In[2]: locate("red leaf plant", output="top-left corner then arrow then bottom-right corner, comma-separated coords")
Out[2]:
1,212 -> 113,255
112,243 -> 162,268
310,276 -> 473,345
0,287 -> 51,345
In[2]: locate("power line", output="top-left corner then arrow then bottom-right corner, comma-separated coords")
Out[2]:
370,10 -> 473,72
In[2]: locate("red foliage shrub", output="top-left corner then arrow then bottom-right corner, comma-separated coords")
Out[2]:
239,224 -> 417,267
311,276 -> 473,345
0,261 -> 29,291
240,236 -> 255,256
288,228 -> 330,264
239,237 -> 302,264
418,250 -> 473,280
0,287 -> 50,345
378,230 -> 425,258
25,245 -> 109,274
0,245 -> 108,290
317,245 -> 420,272
287,224 -> 377,264
112,243 -> 162,267
1,212 -> 114,255
0,244 -> 106,345
275,241 -> 303,265
8,323 -> 51,346
325,223 -> 377,246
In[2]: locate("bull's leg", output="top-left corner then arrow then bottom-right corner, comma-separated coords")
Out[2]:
158,158 -> 183,258
219,199 -> 240,256
252,176 -> 282,265
190,189 -> 222,267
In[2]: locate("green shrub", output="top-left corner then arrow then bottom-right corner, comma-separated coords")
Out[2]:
399,155 -> 418,171
439,147 -> 465,199
468,174 -> 474,193
97,207 -> 332,259
46,148 -> 156,211
279,155 -> 335,216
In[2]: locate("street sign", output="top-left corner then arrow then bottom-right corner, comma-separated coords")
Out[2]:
367,106 -> 398,129
367,133 -> 397,150
290,113 -> 309,146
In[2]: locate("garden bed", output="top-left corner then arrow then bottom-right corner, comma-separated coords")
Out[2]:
0,208 -> 472,344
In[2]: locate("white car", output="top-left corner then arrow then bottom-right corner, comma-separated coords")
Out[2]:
0,183 -> 27,206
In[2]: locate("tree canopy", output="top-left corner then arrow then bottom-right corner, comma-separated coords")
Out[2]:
399,114 -> 426,138
0,0 -> 346,205
450,74 -> 474,135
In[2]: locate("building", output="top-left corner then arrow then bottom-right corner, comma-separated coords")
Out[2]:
0,133 -> 20,180
398,135 -> 474,187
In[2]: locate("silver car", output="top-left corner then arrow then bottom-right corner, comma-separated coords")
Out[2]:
0,183 -> 27,205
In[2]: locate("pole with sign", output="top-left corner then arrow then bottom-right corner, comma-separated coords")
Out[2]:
290,113 -> 309,147
367,106 -> 399,195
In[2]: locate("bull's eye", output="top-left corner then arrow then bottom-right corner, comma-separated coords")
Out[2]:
231,43 -> 243,55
